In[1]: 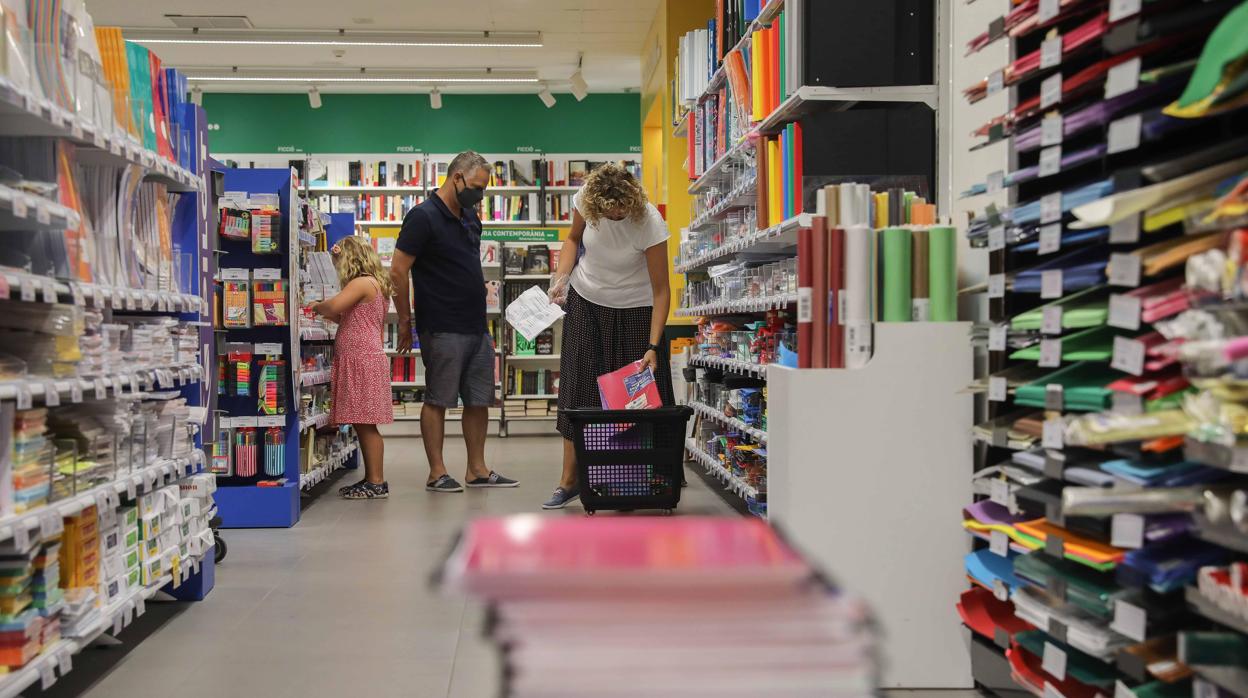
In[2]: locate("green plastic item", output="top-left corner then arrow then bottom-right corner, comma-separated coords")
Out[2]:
881,227 -> 913,322
1010,326 -> 1116,363
1015,362 -> 1116,412
1176,1 -> 1248,108
928,226 -> 957,321
1011,300 -> 1108,331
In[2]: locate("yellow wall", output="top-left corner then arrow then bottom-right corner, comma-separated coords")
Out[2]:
642,0 -> 713,325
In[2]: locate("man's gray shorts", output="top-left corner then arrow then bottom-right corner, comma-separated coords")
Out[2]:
418,332 -> 496,408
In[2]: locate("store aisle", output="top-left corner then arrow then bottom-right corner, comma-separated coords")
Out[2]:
57,436 -> 732,698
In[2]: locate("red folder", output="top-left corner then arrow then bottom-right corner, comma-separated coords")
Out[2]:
827,225 -> 845,369
811,217 -> 829,369
796,225 -> 813,368
597,360 -> 662,410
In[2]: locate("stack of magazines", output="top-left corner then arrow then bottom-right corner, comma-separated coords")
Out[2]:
438,516 -> 878,697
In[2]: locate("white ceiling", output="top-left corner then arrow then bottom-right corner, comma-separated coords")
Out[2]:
83,0 -> 660,93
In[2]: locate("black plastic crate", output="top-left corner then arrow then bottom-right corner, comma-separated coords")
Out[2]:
564,407 -> 693,514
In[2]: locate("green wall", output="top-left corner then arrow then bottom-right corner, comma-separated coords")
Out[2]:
202,92 -> 642,155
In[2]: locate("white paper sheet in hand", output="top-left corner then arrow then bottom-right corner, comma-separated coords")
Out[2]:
505,285 -> 566,342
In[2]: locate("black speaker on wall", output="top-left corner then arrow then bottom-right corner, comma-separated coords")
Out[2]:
802,0 -> 934,88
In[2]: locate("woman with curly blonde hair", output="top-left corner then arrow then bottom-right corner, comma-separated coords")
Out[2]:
542,163 -> 675,509
311,236 -> 394,499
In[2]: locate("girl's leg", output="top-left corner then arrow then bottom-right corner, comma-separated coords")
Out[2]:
559,438 -> 577,490
354,423 -> 385,484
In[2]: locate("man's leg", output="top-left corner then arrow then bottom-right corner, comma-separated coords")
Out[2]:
462,405 -> 489,481
461,332 -> 518,488
421,403 -> 448,481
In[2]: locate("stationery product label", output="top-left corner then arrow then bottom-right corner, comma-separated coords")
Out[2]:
988,274 -> 1006,299
1044,450 -> 1065,479
15,384 -> 31,410
35,202 -> 50,225
94,378 -> 107,400
1110,215 -> 1141,244
253,267 -> 282,280
1038,224 -> 1062,255
57,650 -> 71,676
1108,294 -> 1141,330
257,415 -> 285,427
1108,114 -> 1142,154
1039,146 -> 1062,178
987,70 -> 1004,96
990,530 -> 1010,557
136,597 -> 146,617
1111,336 -> 1145,376
1042,306 -> 1063,335
41,280 -> 55,304
1112,391 -> 1144,416
70,283 -> 84,306
40,663 -> 55,690
1044,682 -> 1067,698
1108,253 -> 1141,287
1111,600 -> 1147,642
988,325 -> 1007,352
42,382 -> 58,407
796,288 -> 812,323
1045,383 -> 1064,411
1042,418 -> 1064,449
1040,270 -> 1063,299
20,278 -> 35,302
11,194 -> 27,218
125,477 -> 137,500
1042,643 -> 1067,681
911,298 -> 929,322
987,170 -> 1004,195
1111,513 -> 1145,548
1040,193 -> 1062,224
1045,534 -> 1065,558
13,525 -> 28,552
1039,338 -> 1062,367
1109,0 -> 1142,22
1116,681 -> 1137,698
1040,73 -> 1062,110
255,343 -> 282,356
1105,57 -> 1142,99
992,578 -> 1009,602
1041,113 -> 1064,147
990,479 -> 1011,508
1038,0 -> 1060,22
988,376 -> 1008,402
69,384 -> 82,404
988,226 -> 1006,252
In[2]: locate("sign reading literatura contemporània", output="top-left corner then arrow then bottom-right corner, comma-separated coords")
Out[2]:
482,229 -> 560,242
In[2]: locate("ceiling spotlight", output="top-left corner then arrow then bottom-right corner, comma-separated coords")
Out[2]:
569,54 -> 588,101
308,87 -> 322,109
190,86 -> 203,106
538,85 -> 556,109
430,87 -> 442,110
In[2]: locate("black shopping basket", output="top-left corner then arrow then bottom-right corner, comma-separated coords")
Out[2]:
564,407 -> 694,515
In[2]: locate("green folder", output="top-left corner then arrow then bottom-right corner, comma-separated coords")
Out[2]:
881,227 -> 913,322
1015,362 -> 1116,412
1010,288 -> 1108,332
1014,631 -> 1118,687
1010,326 -> 1116,363
1014,553 -> 1121,618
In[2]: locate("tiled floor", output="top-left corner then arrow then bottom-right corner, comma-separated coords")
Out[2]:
44,435 -> 735,698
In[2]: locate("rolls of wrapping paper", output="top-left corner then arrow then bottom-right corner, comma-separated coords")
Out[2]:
880,227 -> 913,322
843,225 -> 874,369
911,228 -> 930,321
928,226 -> 957,321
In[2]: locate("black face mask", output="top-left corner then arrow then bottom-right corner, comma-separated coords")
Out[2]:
454,175 -> 485,209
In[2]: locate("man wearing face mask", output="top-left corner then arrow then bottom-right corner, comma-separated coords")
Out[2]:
390,150 -> 519,493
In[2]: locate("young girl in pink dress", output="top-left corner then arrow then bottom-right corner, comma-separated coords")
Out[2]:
312,236 -> 394,499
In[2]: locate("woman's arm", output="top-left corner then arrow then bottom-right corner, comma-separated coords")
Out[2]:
640,241 -> 671,371
312,277 -> 377,321
549,210 -> 585,304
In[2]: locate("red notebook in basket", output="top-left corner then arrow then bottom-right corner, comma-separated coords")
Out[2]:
597,360 -> 662,410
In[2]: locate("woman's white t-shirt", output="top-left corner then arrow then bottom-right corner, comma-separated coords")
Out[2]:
569,187 -> 670,309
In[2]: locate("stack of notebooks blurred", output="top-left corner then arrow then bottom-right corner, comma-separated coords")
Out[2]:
438,516 -> 878,697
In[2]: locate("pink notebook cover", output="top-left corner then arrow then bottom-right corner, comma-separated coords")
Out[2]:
597,360 -> 662,410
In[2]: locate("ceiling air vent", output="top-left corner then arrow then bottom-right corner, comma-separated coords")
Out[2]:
164,15 -> 255,30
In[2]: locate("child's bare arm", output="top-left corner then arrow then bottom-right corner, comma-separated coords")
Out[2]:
312,278 -> 376,320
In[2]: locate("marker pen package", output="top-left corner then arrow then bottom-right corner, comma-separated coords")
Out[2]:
252,271 -> 288,326
234,428 -> 257,477
257,359 -> 287,415
264,427 -> 285,477
251,211 -> 282,254
219,208 -> 251,241
210,426 -> 233,476
226,346 -> 252,397
221,269 -> 251,329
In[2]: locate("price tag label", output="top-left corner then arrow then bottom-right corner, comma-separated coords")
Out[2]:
987,170 -> 1004,195
69,383 -> 82,403
1113,391 -> 1144,416
125,292 -> 136,310
15,384 -> 32,410
40,662 -> 56,690
1111,335 -> 1145,376
1045,450 -> 1066,479
112,614 -> 123,636
123,604 -> 133,627
1041,269 -> 1063,299
1043,418 -> 1065,449
1112,600 -> 1147,642
35,201 -> 50,225
1039,145 -> 1062,178
988,273 -> 1006,299
1042,306 -> 1063,335
20,278 -> 36,303
1041,113 -> 1064,147
70,283 -> 84,306
1109,252 -> 1141,287
1116,681 -> 1137,698
1109,0 -> 1142,22
125,477 -> 137,500
1110,215 -> 1141,244
1108,113 -> 1142,154
987,70 -> 1004,95
990,479 -> 1011,507
1040,34 -> 1063,69
130,374 -> 140,393
43,382 -> 59,407
93,378 -> 107,400
1112,513 -> 1145,548
989,376 -> 1008,402
1046,383 -> 1065,411
1044,682 -> 1067,698
136,597 -> 146,617
1108,294 -> 1141,330
41,279 -> 56,304
1040,73 -> 1063,110
1105,57 -> 1141,99
57,650 -> 71,676
1038,0 -> 1061,23
1038,224 -> 1062,255
1042,643 -> 1068,681
1043,339 -> 1063,372
1041,193 -> 1062,224
993,578 -> 1009,602
11,194 -> 27,218
988,226 -> 1006,252
13,525 -> 28,552
988,325 -> 1008,352
990,529 -> 1010,557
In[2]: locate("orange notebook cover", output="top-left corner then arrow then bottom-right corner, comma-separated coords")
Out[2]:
1014,519 -> 1126,564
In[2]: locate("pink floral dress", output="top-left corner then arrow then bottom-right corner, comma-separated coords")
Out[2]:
330,279 -> 393,425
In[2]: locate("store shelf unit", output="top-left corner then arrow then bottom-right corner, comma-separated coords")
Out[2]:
498,240 -> 563,435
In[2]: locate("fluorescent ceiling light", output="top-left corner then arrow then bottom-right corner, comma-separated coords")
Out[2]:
430,87 -> 442,110
183,68 -> 539,85
538,86 -> 556,108
308,87 -> 322,108
123,28 -> 542,48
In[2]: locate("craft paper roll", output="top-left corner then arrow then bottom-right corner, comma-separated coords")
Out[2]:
881,227 -> 912,322
843,224 -> 874,369
929,225 -> 958,321
911,227 -> 931,321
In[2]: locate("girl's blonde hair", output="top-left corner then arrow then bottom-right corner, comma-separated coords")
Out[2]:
579,163 -> 648,224
332,236 -> 393,297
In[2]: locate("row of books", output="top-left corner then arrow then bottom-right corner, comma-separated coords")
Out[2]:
545,194 -> 574,222
505,368 -> 559,397
713,0 -> 768,62
483,194 -> 538,222
502,398 -> 557,417
502,245 -> 557,275
543,160 -> 641,188
314,194 -> 422,222
756,123 -> 802,228
513,328 -> 556,356
392,400 -> 504,420
677,26 -> 716,104
309,160 -> 423,188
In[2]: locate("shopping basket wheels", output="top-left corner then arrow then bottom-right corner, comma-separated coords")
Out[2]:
585,509 -> 596,516
214,531 -> 227,563
663,509 -> 675,516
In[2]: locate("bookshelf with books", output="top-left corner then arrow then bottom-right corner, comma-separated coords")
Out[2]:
499,242 -> 563,435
